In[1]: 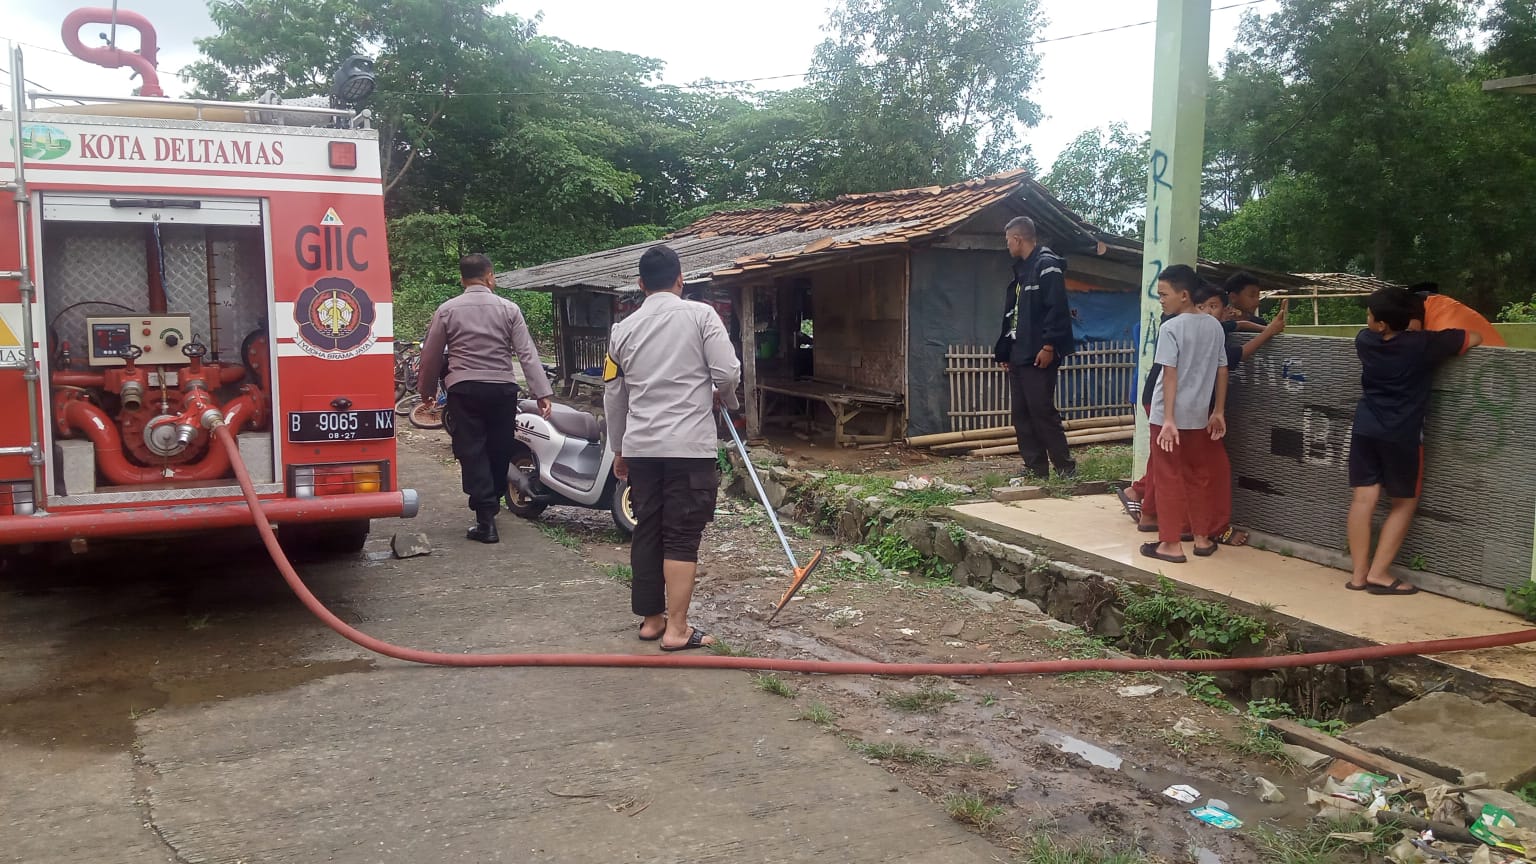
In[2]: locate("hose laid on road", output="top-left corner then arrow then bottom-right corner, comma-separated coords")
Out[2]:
215,425 -> 1536,675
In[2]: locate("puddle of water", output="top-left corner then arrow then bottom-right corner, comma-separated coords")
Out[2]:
1038,730 -> 1124,770
1192,846 -> 1223,864
0,659 -> 374,751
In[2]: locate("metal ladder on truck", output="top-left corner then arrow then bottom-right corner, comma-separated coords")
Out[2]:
1,46 -> 48,515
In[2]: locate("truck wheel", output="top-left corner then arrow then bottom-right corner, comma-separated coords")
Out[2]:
610,479 -> 636,536
504,452 -> 547,520
279,519 -> 370,561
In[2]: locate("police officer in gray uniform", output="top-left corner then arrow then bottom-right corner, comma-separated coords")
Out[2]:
604,245 -> 741,651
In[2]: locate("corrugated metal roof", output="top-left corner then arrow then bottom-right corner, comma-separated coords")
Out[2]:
496,169 -> 1109,293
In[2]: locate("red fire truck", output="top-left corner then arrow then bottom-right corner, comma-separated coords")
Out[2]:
0,10 -> 417,559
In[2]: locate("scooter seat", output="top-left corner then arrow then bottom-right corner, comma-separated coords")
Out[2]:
521,400 -> 601,442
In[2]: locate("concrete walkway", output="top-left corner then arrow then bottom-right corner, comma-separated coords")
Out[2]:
951,495 -> 1536,690
0,445 -> 1005,864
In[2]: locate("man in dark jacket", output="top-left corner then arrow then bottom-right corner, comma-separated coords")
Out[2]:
994,216 -> 1077,479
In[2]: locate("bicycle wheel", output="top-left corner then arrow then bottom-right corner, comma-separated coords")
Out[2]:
408,402 -> 445,430
395,392 -> 422,417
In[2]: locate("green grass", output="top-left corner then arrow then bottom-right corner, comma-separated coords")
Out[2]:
815,470 -> 897,499
1251,816 -> 1398,864
1045,632 -> 1116,684
1229,721 -> 1294,765
1040,445 -> 1133,496
1159,728 -> 1218,756
885,685 -> 960,712
600,563 -> 633,585
942,792 -> 1004,829
1018,835 -> 1152,863
800,702 -> 836,726
537,523 -> 581,550
1119,576 -> 1271,659
956,751 -> 994,768
1514,781 -> 1536,807
849,740 -> 948,767
1184,674 -> 1232,712
752,673 -> 797,698
896,486 -> 964,509
708,640 -> 750,657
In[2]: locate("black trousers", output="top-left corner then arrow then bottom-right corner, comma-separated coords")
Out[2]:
446,381 -> 521,517
627,457 -> 719,617
1009,362 -> 1074,477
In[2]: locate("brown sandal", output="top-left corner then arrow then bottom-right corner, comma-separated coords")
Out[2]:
1215,526 -> 1249,546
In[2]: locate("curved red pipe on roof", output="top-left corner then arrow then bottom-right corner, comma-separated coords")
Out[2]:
61,7 -> 165,98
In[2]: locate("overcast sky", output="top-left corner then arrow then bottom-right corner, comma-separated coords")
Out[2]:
0,0 -> 1279,169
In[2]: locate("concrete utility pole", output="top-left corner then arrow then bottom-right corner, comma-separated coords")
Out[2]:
1134,0 -> 1212,477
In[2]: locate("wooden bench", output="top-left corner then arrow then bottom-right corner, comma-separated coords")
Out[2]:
758,379 -> 904,447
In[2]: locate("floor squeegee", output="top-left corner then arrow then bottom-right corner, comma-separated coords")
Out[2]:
720,407 -> 825,624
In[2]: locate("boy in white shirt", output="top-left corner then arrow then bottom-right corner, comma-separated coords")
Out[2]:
1143,265 -> 1229,564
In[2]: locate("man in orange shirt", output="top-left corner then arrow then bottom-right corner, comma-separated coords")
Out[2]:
1408,283 -> 1506,346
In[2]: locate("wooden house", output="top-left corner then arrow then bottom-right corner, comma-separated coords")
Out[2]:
499,171 -> 1171,442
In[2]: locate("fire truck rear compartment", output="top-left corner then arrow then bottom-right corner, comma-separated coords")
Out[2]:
40,200 -> 278,503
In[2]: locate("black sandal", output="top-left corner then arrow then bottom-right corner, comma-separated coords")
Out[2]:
1366,579 -> 1419,596
1140,542 -> 1187,564
1115,487 -> 1142,524
660,627 -> 714,651
1193,543 -> 1218,557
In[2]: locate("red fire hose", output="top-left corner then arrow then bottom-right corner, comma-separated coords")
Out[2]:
213,425 -> 1536,674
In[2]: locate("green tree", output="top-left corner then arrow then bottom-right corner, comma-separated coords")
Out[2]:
1200,0 -> 1536,315
1044,122 -> 1147,237
806,0 -> 1045,195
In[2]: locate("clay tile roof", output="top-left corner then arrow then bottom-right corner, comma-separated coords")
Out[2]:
670,169 -> 1043,240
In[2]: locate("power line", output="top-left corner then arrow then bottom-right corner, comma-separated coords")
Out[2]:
8,1 -> 1270,101
382,0 -> 1269,98
1250,43 -> 1374,164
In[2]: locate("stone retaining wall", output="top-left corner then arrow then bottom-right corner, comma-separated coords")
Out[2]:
726,452 -> 1536,719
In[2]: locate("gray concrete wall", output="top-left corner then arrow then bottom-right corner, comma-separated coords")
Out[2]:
1226,334 -> 1535,595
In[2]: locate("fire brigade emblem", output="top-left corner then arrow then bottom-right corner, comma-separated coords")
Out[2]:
294,276 -> 377,360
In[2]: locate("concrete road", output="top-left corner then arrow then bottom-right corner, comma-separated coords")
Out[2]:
0,444 -> 1006,863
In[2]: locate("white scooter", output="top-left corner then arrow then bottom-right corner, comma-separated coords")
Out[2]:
503,399 -> 635,535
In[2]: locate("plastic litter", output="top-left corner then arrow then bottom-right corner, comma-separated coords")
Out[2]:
1469,805 -> 1528,855
1162,784 -> 1199,804
1190,806 -> 1243,829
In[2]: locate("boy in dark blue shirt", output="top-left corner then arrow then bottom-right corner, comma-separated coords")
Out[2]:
1346,286 -> 1481,595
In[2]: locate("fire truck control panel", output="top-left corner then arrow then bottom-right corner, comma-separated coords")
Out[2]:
86,315 -> 194,366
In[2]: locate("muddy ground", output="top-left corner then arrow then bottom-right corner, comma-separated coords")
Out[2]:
400,424 -> 1327,863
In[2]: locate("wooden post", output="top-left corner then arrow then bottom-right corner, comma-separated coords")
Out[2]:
1135,0 -> 1211,478
738,284 -> 761,437
555,292 -> 573,394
